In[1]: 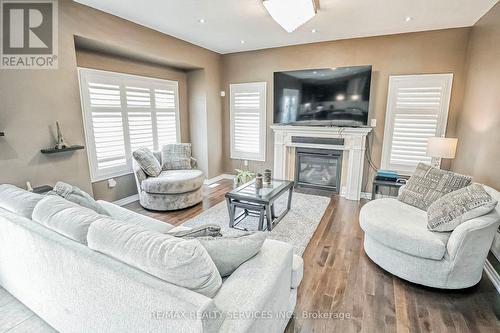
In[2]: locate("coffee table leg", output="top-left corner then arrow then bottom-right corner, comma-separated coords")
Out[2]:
258,209 -> 265,231
287,186 -> 293,210
226,197 -> 236,228
265,204 -> 273,231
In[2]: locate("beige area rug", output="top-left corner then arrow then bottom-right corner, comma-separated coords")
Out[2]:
182,192 -> 331,255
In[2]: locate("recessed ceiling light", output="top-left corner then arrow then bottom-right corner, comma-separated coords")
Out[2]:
405,16 -> 412,22
198,18 -> 205,23
311,29 -> 317,33
240,40 -> 246,44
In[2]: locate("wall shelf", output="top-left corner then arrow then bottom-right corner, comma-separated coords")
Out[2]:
41,145 -> 84,154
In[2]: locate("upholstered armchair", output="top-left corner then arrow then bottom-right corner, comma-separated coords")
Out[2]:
132,150 -> 204,211
359,185 -> 500,289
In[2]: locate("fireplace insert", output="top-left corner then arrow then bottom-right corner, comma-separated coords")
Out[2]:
295,147 -> 342,193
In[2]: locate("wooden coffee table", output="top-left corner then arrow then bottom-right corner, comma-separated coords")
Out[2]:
225,179 -> 294,231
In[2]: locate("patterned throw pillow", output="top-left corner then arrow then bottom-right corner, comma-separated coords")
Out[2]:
132,147 -> 162,177
161,143 -> 192,170
398,163 -> 472,211
427,184 -> 498,232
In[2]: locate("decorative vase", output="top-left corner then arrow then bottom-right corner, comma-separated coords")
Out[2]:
255,173 -> 263,189
264,169 -> 272,184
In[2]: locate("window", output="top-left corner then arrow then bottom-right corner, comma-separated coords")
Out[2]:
381,74 -> 453,175
230,82 -> 266,161
78,68 -> 180,181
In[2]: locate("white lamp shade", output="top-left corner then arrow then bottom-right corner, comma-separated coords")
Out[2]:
426,137 -> 458,159
263,0 -> 316,33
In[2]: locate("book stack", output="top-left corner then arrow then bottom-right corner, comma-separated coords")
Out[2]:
375,170 -> 399,182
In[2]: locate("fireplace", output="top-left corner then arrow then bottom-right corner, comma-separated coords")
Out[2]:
295,147 -> 342,193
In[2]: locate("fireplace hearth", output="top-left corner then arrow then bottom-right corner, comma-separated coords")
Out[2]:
295,147 -> 342,193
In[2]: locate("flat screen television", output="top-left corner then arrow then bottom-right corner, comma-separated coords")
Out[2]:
273,66 -> 372,126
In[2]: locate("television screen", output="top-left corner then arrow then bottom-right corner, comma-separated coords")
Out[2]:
273,66 -> 372,126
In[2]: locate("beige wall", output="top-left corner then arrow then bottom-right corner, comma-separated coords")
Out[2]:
0,0 -> 223,200
451,2 -> 500,190
75,49 -> 189,202
221,28 -> 471,191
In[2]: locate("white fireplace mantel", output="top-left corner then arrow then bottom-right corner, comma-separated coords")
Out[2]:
271,125 -> 372,201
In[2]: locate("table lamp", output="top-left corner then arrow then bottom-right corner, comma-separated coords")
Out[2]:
427,137 -> 458,168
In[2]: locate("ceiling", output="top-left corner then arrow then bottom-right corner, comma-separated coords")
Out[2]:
75,0 -> 498,54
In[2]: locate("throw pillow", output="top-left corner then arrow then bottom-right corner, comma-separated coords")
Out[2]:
48,181 -> 108,215
197,232 -> 267,277
87,218 -> 222,297
427,184 -> 498,232
398,163 -> 472,211
132,147 -> 162,177
168,224 -> 222,238
0,184 -> 43,219
32,196 -> 103,244
161,143 -> 192,170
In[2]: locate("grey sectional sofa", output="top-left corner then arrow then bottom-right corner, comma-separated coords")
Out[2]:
0,185 -> 303,333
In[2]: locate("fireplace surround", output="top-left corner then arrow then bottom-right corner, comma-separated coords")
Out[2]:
271,125 -> 372,200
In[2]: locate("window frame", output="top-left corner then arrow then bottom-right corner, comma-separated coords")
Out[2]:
229,82 -> 267,162
78,67 -> 181,182
380,73 -> 453,175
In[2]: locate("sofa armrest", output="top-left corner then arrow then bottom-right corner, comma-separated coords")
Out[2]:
190,157 -> 198,169
132,159 -> 148,188
214,239 -> 295,332
97,200 -> 174,233
446,211 -> 500,260
291,255 -> 303,289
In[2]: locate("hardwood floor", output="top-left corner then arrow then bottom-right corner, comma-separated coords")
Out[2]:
1,179 -> 499,332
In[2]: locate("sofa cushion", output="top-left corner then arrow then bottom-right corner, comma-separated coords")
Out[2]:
141,169 -> 204,194
197,233 -> 267,277
97,200 -> 173,233
48,181 -> 108,215
87,218 -> 222,298
359,198 -> 451,260
32,195 -> 103,244
398,163 -> 472,211
0,184 -> 43,219
427,184 -> 498,232
133,147 -> 162,177
161,143 -> 192,170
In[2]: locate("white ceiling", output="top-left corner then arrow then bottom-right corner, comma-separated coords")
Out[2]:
75,0 -> 498,54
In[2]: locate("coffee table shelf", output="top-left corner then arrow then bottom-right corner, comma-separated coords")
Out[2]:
225,179 -> 294,231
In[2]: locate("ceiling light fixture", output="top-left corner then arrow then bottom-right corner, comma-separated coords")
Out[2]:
263,0 -> 317,33
198,18 -> 205,23
405,16 -> 412,22
311,28 -> 317,33
240,40 -> 246,44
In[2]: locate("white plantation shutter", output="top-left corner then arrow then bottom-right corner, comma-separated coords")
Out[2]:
79,68 -> 180,181
381,74 -> 453,175
154,88 -> 178,146
230,82 -> 266,161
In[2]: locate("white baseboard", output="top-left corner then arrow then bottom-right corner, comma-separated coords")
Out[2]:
113,194 -> 139,206
484,259 -> 500,294
204,174 -> 234,185
340,186 -> 371,200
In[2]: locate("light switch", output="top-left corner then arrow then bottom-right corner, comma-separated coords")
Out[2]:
370,119 -> 377,127
220,91 -> 226,97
